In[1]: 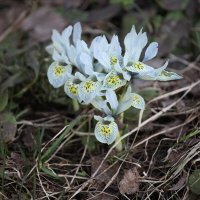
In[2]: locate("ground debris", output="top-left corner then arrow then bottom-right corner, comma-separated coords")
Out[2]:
119,167 -> 140,195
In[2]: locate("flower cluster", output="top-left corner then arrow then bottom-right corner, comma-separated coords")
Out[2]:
46,22 -> 182,145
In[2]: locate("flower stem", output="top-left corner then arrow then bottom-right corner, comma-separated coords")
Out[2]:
115,112 -> 124,152
115,130 -> 123,152
72,99 -> 80,111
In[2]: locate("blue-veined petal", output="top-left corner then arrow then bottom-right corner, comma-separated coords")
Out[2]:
47,62 -> 72,88
52,50 -> 70,64
64,79 -> 80,101
52,29 -> 62,44
109,35 -> 122,58
94,50 -> 111,71
125,61 -> 154,75
115,86 -> 132,115
93,72 -> 106,81
73,22 -> 82,45
78,80 -> 102,104
136,61 -> 168,80
157,70 -> 182,81
114,62 -> 131,81
74,72 -> 86,81
124,27 -> 147,62
91,97 -> 112,115
143,42 -> 158,62
94,120 -> 118,145
46,44 -> 54,55
106,89 -> 119,111
61,25 -> 73,48
124,26 -> 137,53
102,70 -> 126,90
78,52 -> 94,75
131,93 -> 145,109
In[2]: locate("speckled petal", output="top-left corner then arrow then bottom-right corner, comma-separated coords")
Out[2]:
64,79 -> 80,100
125,61 -> 154,75
47,62 -> 72,88
131,93 -> 145,109
78,80 -> 102,104
94,121 -> 118,145
157,70 -> 182,81
102,71 -> 126,90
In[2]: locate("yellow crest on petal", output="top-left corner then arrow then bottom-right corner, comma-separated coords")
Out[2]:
110,56 -> 118,66
94,121 -> 118,145
103,71 -> 126,90
53,65 -> 66,77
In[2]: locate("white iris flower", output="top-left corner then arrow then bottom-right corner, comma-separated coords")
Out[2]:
47,22 -> 183,145
123,26 -> 182,81
94,115 -> 119,145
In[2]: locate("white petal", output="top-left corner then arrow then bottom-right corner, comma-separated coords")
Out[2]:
106,90 -> 119,111
131,93 -> 145,109
78,52 -> 94,75
46,44 -> 54,55
93,72 -> 106,81
125,61 -> 154,75
91,97 -> 112,115
94,115 -> 103,122
94,51 -> 111,71
102,71 -> 126,90
130,31 -> 148,61
116,87 -> 133,114
157,70 -> 183,81
64,79 -> 80,101
78,80 -> 102,104
61,25 -> 73,48
124,26 -> 137,53
52,50 -> 70,64
52,29 -> 62,43
74,72 -> 86,81
109,35 -> 122,57
143,42 -> 158,62
47,62 -> 72,88
73,22 -> 82,45
94,121 -> 118,144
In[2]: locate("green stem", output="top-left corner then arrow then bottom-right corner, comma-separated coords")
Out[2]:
72,99 -> 80,111
115,112 -> 124,152
115,130 -> 123,152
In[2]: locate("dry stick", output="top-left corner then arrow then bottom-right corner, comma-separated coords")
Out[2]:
70,135 -> 89,185
69,80 -> 200,199
36,167 -> 50,200
148,82 -> 197,104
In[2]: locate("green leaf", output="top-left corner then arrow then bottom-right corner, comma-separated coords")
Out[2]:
0,89 -> 9,112
188,169 -> 200,195
139,87 -> 160,101
40,166 -> 63,180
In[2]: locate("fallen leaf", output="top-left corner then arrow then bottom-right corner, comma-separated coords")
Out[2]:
119,167 -> 140,195
0,112 -> 17,143
91,156 -> 119,186
21,7 -> 67,42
